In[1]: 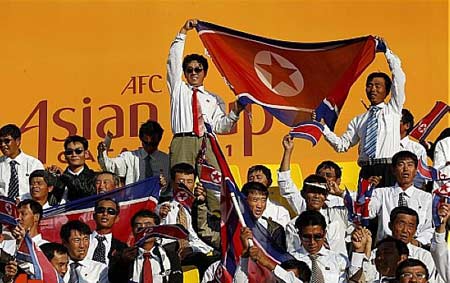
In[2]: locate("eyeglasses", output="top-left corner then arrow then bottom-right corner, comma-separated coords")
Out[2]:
301,233 -> 325,242
400,272 -> 427,280
94,207 -> 118,215
186,67 -> 203,74
64,148 -> 84,155
0,138 -> 13,145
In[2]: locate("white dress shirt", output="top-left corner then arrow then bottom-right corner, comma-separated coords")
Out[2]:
262,198 -> 291,227
291,246 -> 349,283
233,257 -> 303,283
32,233 -> 49,247
400,136 -> 428,187
129,246 -> 174,283
322,49 -> 405,164
434,136 -> 450,169
167,33 -> 239,135
86,231 -> 113,265
98,148 -> 169,186
368,184 -> 433,244
0,151 -> 44,200
431,231 -> 450,283
159,200 -> 213,254
63,258 -> 108,283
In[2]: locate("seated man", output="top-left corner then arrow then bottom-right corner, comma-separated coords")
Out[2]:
26,169 -> 56,209
291,210 -> 348,283
41,242 -> 70,278
49,135 -> 96,203
430,202 -> 450,282
396,259 -> 430,283
16,199 -> 48,246
60,220 -> 108,283
86,198 -> 128,265
247,165 -> 290,226
108,210 -> 182,283
95,171 -> 121,194
284,175 -> 353,255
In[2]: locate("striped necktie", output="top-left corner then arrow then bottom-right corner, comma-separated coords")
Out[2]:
398,192 -> 408,207
7,160 -> 19,200
309,254 -> 325,283
364,106 -> 380,159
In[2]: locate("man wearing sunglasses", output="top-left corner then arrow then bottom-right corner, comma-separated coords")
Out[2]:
49,135 -> 96,203
0,124 -> 44,201
167,19 -> 245,186
86,198 -> 127,266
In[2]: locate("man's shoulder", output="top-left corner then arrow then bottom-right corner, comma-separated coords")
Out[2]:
84,258 -> 108,269
17,152 -> 43,165
111,237 -> 128,250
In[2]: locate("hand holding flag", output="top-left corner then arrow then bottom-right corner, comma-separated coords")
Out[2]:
134,224 -> 189,247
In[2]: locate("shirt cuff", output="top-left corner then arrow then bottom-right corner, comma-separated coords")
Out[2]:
228,110 -> 240,122
277,170 -> 291,180
433,231 -> 446,243
176,33 -> 187,41
350,252 -> 366,268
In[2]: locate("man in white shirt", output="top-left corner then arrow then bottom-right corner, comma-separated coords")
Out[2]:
399,109 -> 427,188
320,38 -> 405,188
108,210 -> 183,283
0,124 -> 44,201
433,133 -> 450,169
166,18 -> 244,181
60,220 -> 108,283
430,202 -> 450,282
290,210 -> 349,283
86,198 -> 128,265
26,169 -> 56,209
368,151 -> 433,245
97,120 -> 169,194
247,165 -> 291,226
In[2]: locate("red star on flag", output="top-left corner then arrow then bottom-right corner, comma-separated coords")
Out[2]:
256,53 -> 298,90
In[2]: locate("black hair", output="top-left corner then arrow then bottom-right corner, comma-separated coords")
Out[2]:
395,258 -> 429,281
95,198 -> 120,214
29,169 -> 56,187
295,210 -> 327,233
401,109 -> 415,135
18,199 -> 43,222
241,181 -> 269,198
182,54 -> 209,75
390,206 -> 419,228
131,209 -> 160,227
60,220 -> 92,242
366,72 -> 392,95
95,171 -> 121,187
0,124 -> 21,139
300,174 -> 328,199
64,135 -> 88,150
376,236 -> 409,257
247,165 -> 272,187
138,120 -> 164,147
315,161 -> 342,179
40,242 -> 68,261
170,163 -> 196,181
392,150 -> 418,168
280,259 -> 311,282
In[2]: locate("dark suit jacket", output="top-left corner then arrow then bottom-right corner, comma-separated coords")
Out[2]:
108,237 -> 128,260
50,164 -> 96,204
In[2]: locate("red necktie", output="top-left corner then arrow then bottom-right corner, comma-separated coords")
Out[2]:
142,252 -> 153,283
192,88 -> 204,136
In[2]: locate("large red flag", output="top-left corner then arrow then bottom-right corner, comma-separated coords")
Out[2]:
196,21 -> 376,128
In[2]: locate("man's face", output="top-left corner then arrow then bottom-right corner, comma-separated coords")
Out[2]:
305,191 -> 326,211
50,252 -> 69,277
64,230 -> 90,261
393,158 -> 417,188
317,167 -> 341,186
132,216 -> 157,245
299,225 -> 325,255
29,177 -> 52,202
391,213 -> 417,244
184,60 -> 206,87
173,172 -> 195,191
399,266 -> 428,283
140,134 -> 159,155
366,77 -> 388,105
64,142 -> 87,168
247,170 -> 270,187
375,242 -> 402,276
18,204 -> 38,231
246,190 -> 267,219
93,200 -> 119,230
0,135 -> 20,158
95,174 -> 117,194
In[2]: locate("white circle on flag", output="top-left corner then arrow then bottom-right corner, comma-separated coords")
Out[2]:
254,50 -> 304,97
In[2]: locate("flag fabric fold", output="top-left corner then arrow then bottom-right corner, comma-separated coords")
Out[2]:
0,196 -> 18,227
40,177 -> 160,244
417,158 -> 439,181
134,224 -> 189,247
289,121 -> 324,146
196,20 -> 376,128
409,101 -> 450,142
173,182 -> 195,212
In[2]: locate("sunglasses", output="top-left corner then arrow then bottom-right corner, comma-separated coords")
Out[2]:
0,138 -> 13,145
186,67 -> 203,74
64,148 -> 84,155
301,233 -> 325,242
94,207 -> 118,215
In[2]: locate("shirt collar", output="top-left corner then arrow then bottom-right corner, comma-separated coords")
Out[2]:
189,84 -> 206,93
394,183 -> 415,196
92,230 -> 112,243
6,151 -> 24,164
297,245 -> 328,256
68,166 -> 84,176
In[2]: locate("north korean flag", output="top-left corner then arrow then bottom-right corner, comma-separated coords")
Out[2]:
409,101 -> 449,142
196,21 -> 376,127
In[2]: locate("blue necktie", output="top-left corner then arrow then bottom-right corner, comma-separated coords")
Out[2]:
7,160 -> 19,200
364,106 -> 380,159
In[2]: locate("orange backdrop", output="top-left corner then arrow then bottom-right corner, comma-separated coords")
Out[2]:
0,1 -> 448,180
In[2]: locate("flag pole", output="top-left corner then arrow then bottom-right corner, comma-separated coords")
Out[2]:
230,192 -> 254,247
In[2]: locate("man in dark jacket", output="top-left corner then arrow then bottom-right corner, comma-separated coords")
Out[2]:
48,135 -> 96,203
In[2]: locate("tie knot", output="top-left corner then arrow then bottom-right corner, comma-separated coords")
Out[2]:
309,254 -> 319,261
96,235 -> 106,242
9,160 -> 17,166
143,252 -> 151,259
70,262 -> 80,269
369,106 -> 380,113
